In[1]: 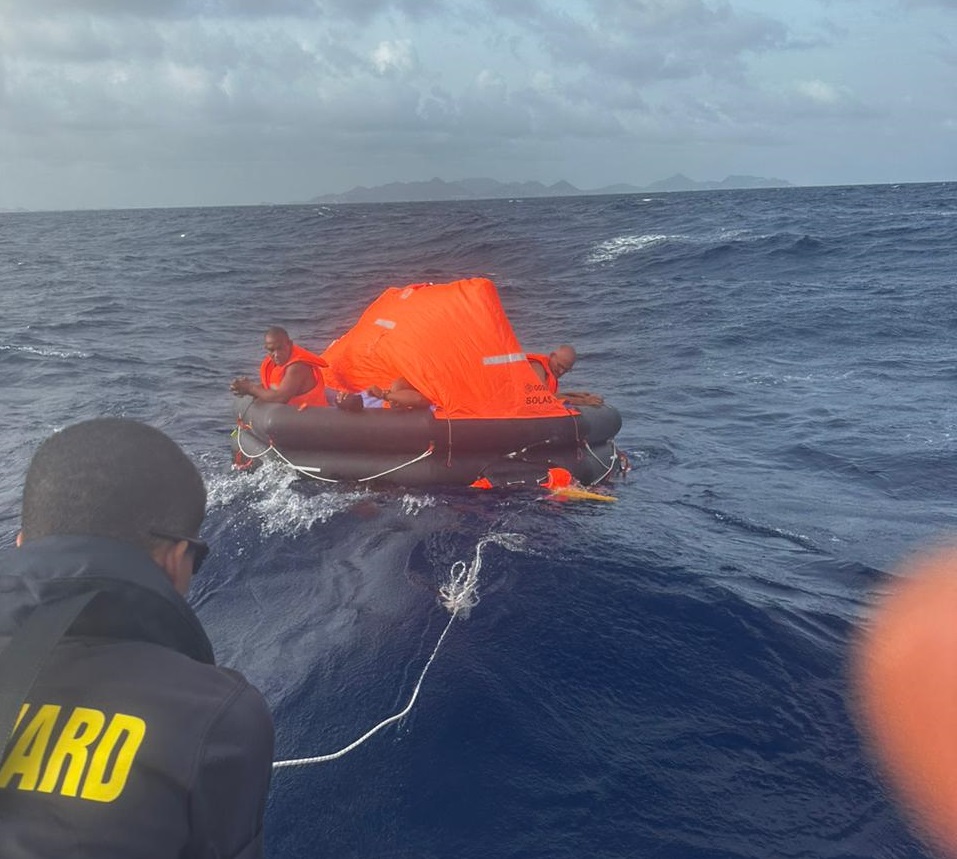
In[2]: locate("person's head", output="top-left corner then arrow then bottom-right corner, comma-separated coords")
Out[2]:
19,418 -> 208,594
549,344 -> 577,379
264,326 -> 293,366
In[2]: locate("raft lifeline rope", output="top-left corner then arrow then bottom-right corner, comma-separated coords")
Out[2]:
234,423 -> 435,483
272,533 -> 523,770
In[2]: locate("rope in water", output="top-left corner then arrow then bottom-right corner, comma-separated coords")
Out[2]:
272,534 -> 520,769
582,439 -> 620,483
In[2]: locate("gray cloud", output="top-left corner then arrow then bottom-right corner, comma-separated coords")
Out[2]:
1,18 -> 166,64
0,0 -> 445,20
481,0 -> 792,86
0,0 -> 952,209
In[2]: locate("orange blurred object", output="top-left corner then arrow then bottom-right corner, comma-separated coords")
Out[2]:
853,545 -> 957,857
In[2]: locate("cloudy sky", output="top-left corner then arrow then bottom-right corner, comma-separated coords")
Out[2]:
1,0 -> 955,210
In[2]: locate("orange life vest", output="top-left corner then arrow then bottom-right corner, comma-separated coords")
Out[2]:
259,343 -> 329,407
526,354 -> 558,394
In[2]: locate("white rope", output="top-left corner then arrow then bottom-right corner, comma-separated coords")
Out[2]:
437,534 -> 499,619
235,425 -> 434,484
234,429 -> 273,462
272,533 -> 522,770
235,428 -> 340,483
356,445 -> 434,482
272,613 -> 457,768
582,440 -> 619,484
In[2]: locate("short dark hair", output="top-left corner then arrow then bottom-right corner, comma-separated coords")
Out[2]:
20,418 -> 206,550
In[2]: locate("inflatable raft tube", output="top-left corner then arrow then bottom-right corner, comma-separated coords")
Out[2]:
233,398 -> 623,488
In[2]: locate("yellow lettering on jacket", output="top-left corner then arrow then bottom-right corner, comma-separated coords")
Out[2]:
12,703 -> 29,733
81,713 -> 146,802
0,704 -> 61,790
0,704 -> 147,803
38,707 -> 105,796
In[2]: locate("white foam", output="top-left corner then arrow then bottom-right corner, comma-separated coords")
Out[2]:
206,460 -> 366,536
0,344 -> 91,360
399,493 -> 437,515
586,233 -> 677,264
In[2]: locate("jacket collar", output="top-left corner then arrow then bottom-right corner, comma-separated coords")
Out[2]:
0,535 -> 215,664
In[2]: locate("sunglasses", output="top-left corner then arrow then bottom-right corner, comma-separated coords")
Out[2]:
150,529 -> 210,574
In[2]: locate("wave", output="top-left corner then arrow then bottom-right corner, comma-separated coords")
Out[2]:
672,499 -> 823,553
585,233 -> 678,264
585,228 -> 834,271
205,460 -> 441,537
0,343 -> 92,360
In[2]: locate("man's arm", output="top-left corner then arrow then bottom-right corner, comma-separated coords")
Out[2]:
368,378 -> 430,409
185,680 -> 275,859
386,378 -> 430,409
230,363 -> 314,404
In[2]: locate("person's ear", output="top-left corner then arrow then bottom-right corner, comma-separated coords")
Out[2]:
150,539 -> 193,595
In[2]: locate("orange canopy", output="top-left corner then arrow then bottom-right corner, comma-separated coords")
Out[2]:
321,278 -> 572,420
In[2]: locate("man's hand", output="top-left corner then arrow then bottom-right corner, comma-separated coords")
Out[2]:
230,377 -> 254,397
561,391 -> 604,407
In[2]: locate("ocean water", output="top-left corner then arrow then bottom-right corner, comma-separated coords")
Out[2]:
3,182 -> 956,858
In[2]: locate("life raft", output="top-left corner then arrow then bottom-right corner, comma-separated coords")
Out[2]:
233,398 -> 623,488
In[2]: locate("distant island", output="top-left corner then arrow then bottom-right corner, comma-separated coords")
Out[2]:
309,174 -> 792,205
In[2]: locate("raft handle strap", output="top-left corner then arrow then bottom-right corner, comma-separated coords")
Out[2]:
504,437 -> 555,459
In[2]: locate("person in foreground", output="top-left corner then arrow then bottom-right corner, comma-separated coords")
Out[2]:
852,544 -> 957,859
231,326 -> 329,407
527,344 -> 604,407
0,418 -> 274,858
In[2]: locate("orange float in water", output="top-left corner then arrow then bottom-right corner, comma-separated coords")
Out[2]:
853,545 -> 957,857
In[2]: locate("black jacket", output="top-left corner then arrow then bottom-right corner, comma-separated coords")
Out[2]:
0,535 -> 274,859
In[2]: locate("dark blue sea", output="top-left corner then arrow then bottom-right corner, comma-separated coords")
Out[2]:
3,182 -> 956,858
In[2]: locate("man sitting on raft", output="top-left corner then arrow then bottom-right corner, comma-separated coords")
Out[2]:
230,327 -> 329,407
527,344 -> 604,407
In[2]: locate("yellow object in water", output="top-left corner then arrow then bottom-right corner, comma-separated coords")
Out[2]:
550,486 -> 617,503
